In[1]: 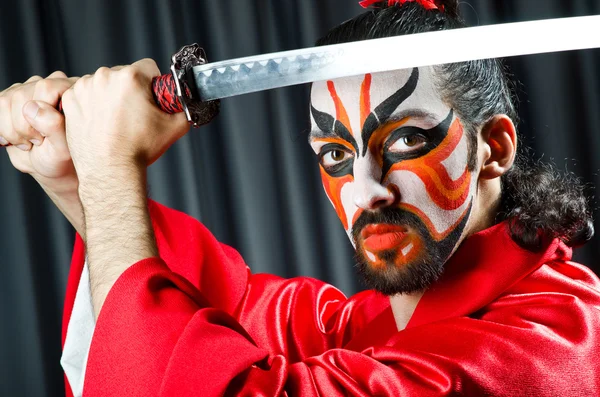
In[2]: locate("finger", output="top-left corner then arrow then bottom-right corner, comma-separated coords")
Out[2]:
5,145 -> 34,174
0,95 -> 12,147
47,70 -> 67,79
33,77 -> 77,107
23,100 -> 67,150
25,75 -> 43,83
10,91 -> 41,150
1,83 -> 19,97
130,58 -> 161,78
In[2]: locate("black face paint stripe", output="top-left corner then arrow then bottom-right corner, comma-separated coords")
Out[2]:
310,104 -> 359,153
381,109 -> 454,179
361,68 -> 420,156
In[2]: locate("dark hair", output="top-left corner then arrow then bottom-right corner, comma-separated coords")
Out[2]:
316,0 -> 593,250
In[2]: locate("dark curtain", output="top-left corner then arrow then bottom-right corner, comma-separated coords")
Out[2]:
0,0 -> 598,395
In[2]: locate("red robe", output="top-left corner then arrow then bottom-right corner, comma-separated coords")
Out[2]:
62,200 -> 600,396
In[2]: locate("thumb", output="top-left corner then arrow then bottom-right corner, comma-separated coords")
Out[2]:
22,100 -> 67,149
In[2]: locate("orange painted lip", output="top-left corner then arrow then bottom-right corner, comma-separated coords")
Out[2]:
361,224 -> 407,252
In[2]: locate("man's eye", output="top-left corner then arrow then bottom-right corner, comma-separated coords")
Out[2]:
388,134 -> 427,153
321,149 -> 353,166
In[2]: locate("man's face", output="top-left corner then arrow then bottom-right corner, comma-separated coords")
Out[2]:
309,67 -> 478,295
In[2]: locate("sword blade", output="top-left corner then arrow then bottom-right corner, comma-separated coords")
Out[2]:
193,15 -> 600,101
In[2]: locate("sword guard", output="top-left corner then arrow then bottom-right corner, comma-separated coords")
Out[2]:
169,43 -> 220,127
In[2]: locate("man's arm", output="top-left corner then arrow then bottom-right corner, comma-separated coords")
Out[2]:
60,59 -> 191,317
80,165 -> 157,318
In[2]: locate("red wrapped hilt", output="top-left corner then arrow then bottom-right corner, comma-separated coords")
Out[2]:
151,74 -> 184,114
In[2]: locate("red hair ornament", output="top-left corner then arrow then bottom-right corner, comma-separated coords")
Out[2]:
359,0 -> 444,11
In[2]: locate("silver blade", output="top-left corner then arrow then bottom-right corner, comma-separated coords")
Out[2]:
193,15 -> 600,101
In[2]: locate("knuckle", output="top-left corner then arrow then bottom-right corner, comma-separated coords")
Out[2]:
61,87 -> 75,104
121,66 -> 142,81
34,78 -> 53,95
95,66 -> 111,79
0,83 -> 19,97
25,75 -> 42,83
142,58 -> 158,69
6,82 -> 21,91
47,70 -> 67,78
119,66 -> 147,91
76,74 -> 91,91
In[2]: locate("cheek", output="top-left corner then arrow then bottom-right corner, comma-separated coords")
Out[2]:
386,120 -> 474,239
320,167 -> 354,230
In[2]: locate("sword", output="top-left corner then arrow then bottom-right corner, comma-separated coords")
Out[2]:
8,14 -> 600,134
153,15 -> 600,127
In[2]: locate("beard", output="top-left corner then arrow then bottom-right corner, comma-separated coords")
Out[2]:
351,205 -> 471,296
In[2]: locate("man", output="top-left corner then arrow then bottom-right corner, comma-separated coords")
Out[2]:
2,0 -> 599,395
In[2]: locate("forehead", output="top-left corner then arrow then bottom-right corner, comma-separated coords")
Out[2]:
310,67 -> 449,133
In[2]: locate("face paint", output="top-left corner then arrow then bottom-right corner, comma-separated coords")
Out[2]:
309,67 -> 478,295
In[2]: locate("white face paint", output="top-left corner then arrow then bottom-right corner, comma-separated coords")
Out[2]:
309,67 -> 477,276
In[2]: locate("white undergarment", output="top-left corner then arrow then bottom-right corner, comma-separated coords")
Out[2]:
60,260 -> 95,397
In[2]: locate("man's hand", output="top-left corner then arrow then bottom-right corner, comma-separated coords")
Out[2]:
60,59 -> 190,318
61,59 -> 189,187
0,72 -> 84,236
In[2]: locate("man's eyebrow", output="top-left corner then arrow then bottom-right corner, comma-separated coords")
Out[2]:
308,104 -> 358,151
360,67 -> 419,155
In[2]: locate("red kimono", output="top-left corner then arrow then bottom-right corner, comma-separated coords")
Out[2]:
62,200 -> 600,396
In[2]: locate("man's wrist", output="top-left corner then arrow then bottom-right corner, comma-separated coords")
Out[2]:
78,161 -> 145,207
81,163 -> 158,318
34,174 -> 86,237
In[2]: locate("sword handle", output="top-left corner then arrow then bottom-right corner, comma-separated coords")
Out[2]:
150,69 -> 220,127
53,69 -> 217,120
59,44 -> 219,126
2,44 -> 218,148
151,74 -> 184,114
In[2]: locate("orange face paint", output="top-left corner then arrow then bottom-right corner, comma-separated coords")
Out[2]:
384,119 -> 471,211
362,233 -> 424,270
327,81 -> 353,135
359,74 -> 372,128
310,137 -> 355,153
320,166 -> 354,230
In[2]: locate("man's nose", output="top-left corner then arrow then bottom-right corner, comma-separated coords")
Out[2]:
353,162 -> 396,210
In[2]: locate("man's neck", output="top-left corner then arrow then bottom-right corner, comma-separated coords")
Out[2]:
389,291 -> 425,331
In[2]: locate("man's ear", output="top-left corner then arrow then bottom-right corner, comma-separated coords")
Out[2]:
479,115 -> 517,180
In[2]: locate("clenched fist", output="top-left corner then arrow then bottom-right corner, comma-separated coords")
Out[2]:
0,71 -> 77,182
0,72 -> 84,235
61,59 -> 190,194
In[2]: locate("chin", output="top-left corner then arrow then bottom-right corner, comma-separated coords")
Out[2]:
355,244 -> 444,296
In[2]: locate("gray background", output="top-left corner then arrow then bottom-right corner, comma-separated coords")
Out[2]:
0,0 -> 599,395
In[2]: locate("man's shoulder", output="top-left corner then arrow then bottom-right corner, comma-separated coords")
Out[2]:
486,257 -> 600,323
